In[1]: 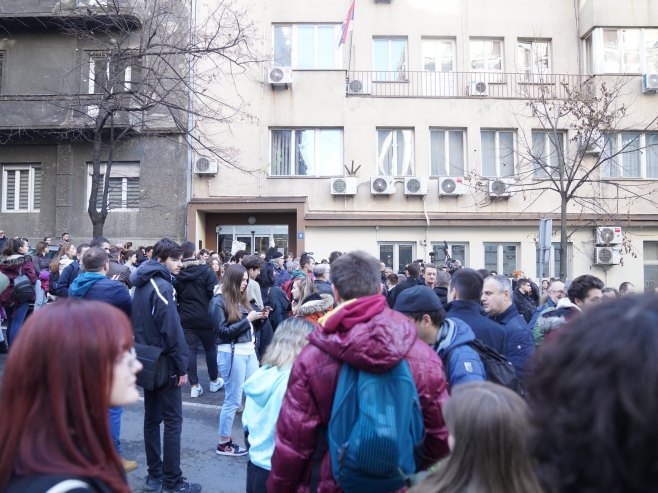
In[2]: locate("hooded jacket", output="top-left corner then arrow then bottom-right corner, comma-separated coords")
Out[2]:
267,294 -> 450,493
51,260 -> 80,297
434,318 -> 486,390
0,254 -> 37,306
130,260 -> 188,377
69,272 -> 132,317
174,259 -> 216,331
295,293 -> 335,325
445,300 -> 507,354
490,304 -> 536,383
536,297 -> 581,344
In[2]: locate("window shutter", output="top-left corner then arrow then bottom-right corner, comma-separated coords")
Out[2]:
33,167 -> 41,210
108,177 -> 123,208
126,177 -> 140,207
6,170 -> 15,210
19,170 -> 29,210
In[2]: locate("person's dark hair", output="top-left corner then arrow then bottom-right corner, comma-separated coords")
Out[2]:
231,250 -> 247,263
145,246 -> 153,254
77,243 -> 90,255
528,294 -> 658,493
61,232 -> 69,239
0,299 -> 132,493
82,247 -> 109,272
619,281 -> 635,295
199,248 -> 210,256
2,237 -> 27,256
330,251 -> 381,300
329,251 -> 343,264
300,255 -> 315,270
386,273 -> 399,286
43,236 -> 51,242
406,309 -> 445,328
152,238 -> 182,262
567,274 -> 604,303
242,255 -> 264,271
221,264 -> 252,323
450,268 -> 484,302
89,236 -> 110,248
256,262 -> 276,289
121,250 -> 136,264
602,287 -> 619,297
517,278 -> 530,290
180,241 -> 196,259
405,262 -> 420,279
476,268 -> 491,280
36,241 -> 49,256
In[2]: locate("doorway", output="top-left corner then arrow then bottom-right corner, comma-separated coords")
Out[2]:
216,225 -> 288,255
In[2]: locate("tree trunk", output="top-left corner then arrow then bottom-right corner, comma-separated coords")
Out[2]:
559,194 -> 569,280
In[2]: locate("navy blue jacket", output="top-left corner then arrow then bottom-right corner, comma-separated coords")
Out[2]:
435,318 -> 486,390
131,261 -> 189,377
314,279 -> 333,296
175,259 -> 216,331
52,260 -> 81,297
490,304 -> 535,383
445,300 -> 507,355
527,296 -> 557,330
69,272 -> 132,317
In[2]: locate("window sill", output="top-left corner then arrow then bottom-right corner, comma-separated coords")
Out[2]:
1,209 -> 40,214
268,175 -> 336,179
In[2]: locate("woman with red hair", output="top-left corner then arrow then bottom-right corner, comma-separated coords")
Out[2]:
0,299 -> 142,493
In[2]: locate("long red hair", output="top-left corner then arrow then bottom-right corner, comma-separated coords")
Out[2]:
0,299 -> 133,492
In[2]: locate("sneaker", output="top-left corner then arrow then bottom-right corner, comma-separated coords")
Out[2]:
162,480 -> 202,493
190,384 -> 203,398
216,439 -> 248,457
121,457 -> 138,473
144,476 -> 163,493
209,378 -> 224,392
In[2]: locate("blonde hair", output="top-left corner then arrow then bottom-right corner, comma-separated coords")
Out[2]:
261,318 -> 314,368
294,275 -> 317,303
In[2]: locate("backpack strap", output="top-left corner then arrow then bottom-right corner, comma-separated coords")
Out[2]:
46,479 -> 90,493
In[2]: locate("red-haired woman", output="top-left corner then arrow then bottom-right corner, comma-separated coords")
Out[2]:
0,299 -> 142,493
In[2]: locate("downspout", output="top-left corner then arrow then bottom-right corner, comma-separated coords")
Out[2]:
185,0 -> 197,240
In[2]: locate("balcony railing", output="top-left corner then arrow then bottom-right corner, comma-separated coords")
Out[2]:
346,71 -> 590,99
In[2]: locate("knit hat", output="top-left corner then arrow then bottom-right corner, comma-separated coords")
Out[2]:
266,247 -> 283,260
394,285 -> 443,313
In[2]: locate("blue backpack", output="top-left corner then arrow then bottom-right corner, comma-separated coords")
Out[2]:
328,360 -> 425,493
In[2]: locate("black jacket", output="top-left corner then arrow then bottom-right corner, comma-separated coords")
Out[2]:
445,300 -> 507,354
51,261 -> 81,297
209,294 -> 259,345
108,258 -> 132,288
175,259 -> 217,331
513,289 -> 537,323
386,277 -> 423,308
130,260 -> 189,377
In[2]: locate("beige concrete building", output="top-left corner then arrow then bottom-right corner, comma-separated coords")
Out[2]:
188,0 -> 658,291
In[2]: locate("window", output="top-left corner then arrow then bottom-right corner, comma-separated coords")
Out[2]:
517,39 -> 551,80
536,242 -> 570,280
272,24 -> 342,70
373,37 -> 408,81
531,131 -> 565,178
379,243 -> 414,273
484,242 -> 518,277
88,52 -> 132,94
2,165 -> 41,213
430,129 -> 465,176
601,133 -> 658,179
0,52 -> 4,94
586,28 -> 658,74
87,162 -> 140,210
422,38 -> 456,72
377,129 -> 414,176
270,128 -> 343,176
481,130 -> 515,177
431,242 -> 467,266
470,38 -> 504,72
644,241 -> 658,293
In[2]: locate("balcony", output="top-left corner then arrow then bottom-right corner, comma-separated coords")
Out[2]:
0,0 -> 144,26
346,71 -> 590,100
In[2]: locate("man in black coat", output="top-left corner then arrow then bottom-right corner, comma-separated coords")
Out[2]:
386,262 -> 423,308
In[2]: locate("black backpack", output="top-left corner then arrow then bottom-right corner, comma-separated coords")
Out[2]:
443,339 -> 524,396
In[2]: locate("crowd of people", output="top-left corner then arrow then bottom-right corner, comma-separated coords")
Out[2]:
0,229 -> 657,493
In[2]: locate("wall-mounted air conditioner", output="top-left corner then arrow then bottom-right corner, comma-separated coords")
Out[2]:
595,226 -> 623,245
267,66 -> 293,86
488,178 -> 515,198
194,157 -> 218,175
404,177 -> 427,196
594,246 -> 621,265
438,177 -> 466,196
347,78 -> 372,95
468,80 -> 488,96
642,73 -> 658,94
330,177 -> 357,195
370,176 -> 396,195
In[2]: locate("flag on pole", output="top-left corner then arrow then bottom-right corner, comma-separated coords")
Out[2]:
339,0 -> 355,47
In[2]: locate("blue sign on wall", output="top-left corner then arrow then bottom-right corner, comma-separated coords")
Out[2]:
297,232 -> 305,239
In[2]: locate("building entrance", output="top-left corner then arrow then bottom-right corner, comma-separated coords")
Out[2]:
216,225 -> 288,255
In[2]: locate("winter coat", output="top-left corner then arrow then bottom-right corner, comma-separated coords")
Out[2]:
386,277 -> 423,308
0,254 -> 37,307
174,259 -> 216,331
433,286 -> 449,305
434,318 -> 486,390
130,260 -> 188,377
275,267 -> 291,288
444,300 -> 507,354
314,279 -> 333,296
490,304 -> 536,384
51,261 -> 81,297
261,285 -> 289,331
528,297 -> 558,341
267,294 -> 450,493
69,272 -> 132,317
513,290 -> 537,323
295,293 -> 335,325
33,254 -> 51,273
108,258 -> 131,288
536,297 -> 582,344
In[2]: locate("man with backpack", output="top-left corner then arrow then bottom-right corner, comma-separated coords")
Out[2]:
268,250 -> 450,493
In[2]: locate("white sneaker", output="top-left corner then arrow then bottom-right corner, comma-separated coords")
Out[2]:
209,378 -> 224,393
190,384 -> 204,398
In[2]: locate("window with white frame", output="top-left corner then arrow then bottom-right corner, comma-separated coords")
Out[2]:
379,243 -> 415,273
87,162 -> 140,210
88,52 -> 132,94
517,39 -> 551,80
536,242 -> 570,280
531,130 -> 565,178
481,130 -> 515,177
2,164 -> 41,213
601,132 -> 658,179
430,129 -> 465,176
422,38 -> 456,72
470,38 -> 504,72
484,242 -> 519,277
584,28 -> 658,74
272,24 -> 342,70
373,37 -> 408,81
377,128 -> 414,176
644,241 -> 658,293
270,128 -> 343,177
431,242 -> 467,266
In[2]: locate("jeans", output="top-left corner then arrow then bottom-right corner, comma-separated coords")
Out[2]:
6,302 -> 29,346
246,461 -> 270,493
217,351 -> 258,437
109,407 -> 123,455
143,377 -> 183,489
183,328 -> 218,385
34,280 -> 48,310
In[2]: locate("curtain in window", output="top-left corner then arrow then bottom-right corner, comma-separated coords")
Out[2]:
499,132 -> 515,177
601,134 -> 619,177
430,130 -> 446,175
398,130 -> 413,176
532,131 -> 547,177
481,131 -> 496,177
271,130 -> 291,175
377,130 -> 395,175
647,133 -> 658,178
295,129 -> 313,176
273,26 -> 292,67
621,132 -> 640,177
448,131 -> 464,176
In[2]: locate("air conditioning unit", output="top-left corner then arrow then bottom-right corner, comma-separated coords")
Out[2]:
595,226 -> 623,245
267,66 -> 293,86
438,177 -> 466,196
370,176 -> 396,195
468,80 -> 489,96
642,73 -> 658,94
347,78 -> 372,95
404,177 -> 427,196
194,157 -> 218,175
488,178 -> 515,198
595,246 -> 621,265
330,177 -> 357,195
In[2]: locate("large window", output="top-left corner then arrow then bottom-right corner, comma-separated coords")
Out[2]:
377,129 -> 414,176
373,37 -> 408,81
431,242 -> 467,266
536,242 -> 570,280
2,164 -> 41,213
517,39 -> 551,81
270,128 -> 343,176
644,241 -> 658,293
481,130 -> 515,177
272,24 -> 342,70
422,38 -> 456,72
380,243 -> 414,273
584,28 -> 658,74
531,131 -> 565,178
484,242 -> 518,277
430,129 -> 465,176
601,133 -> 658,179
88,52 -> 132,94
470,38 -> 504,72
87,162 -> 140,210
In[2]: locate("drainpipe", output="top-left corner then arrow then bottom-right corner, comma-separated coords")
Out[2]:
184,0 -> 197,240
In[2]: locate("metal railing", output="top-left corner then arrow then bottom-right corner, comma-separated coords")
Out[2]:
346,71 -> 590,99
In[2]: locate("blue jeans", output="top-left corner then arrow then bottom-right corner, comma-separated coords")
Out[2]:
6,302 -> 29,346
34,280 -> 48,310
109,407 -> 123,455
218,351 -> 258,438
